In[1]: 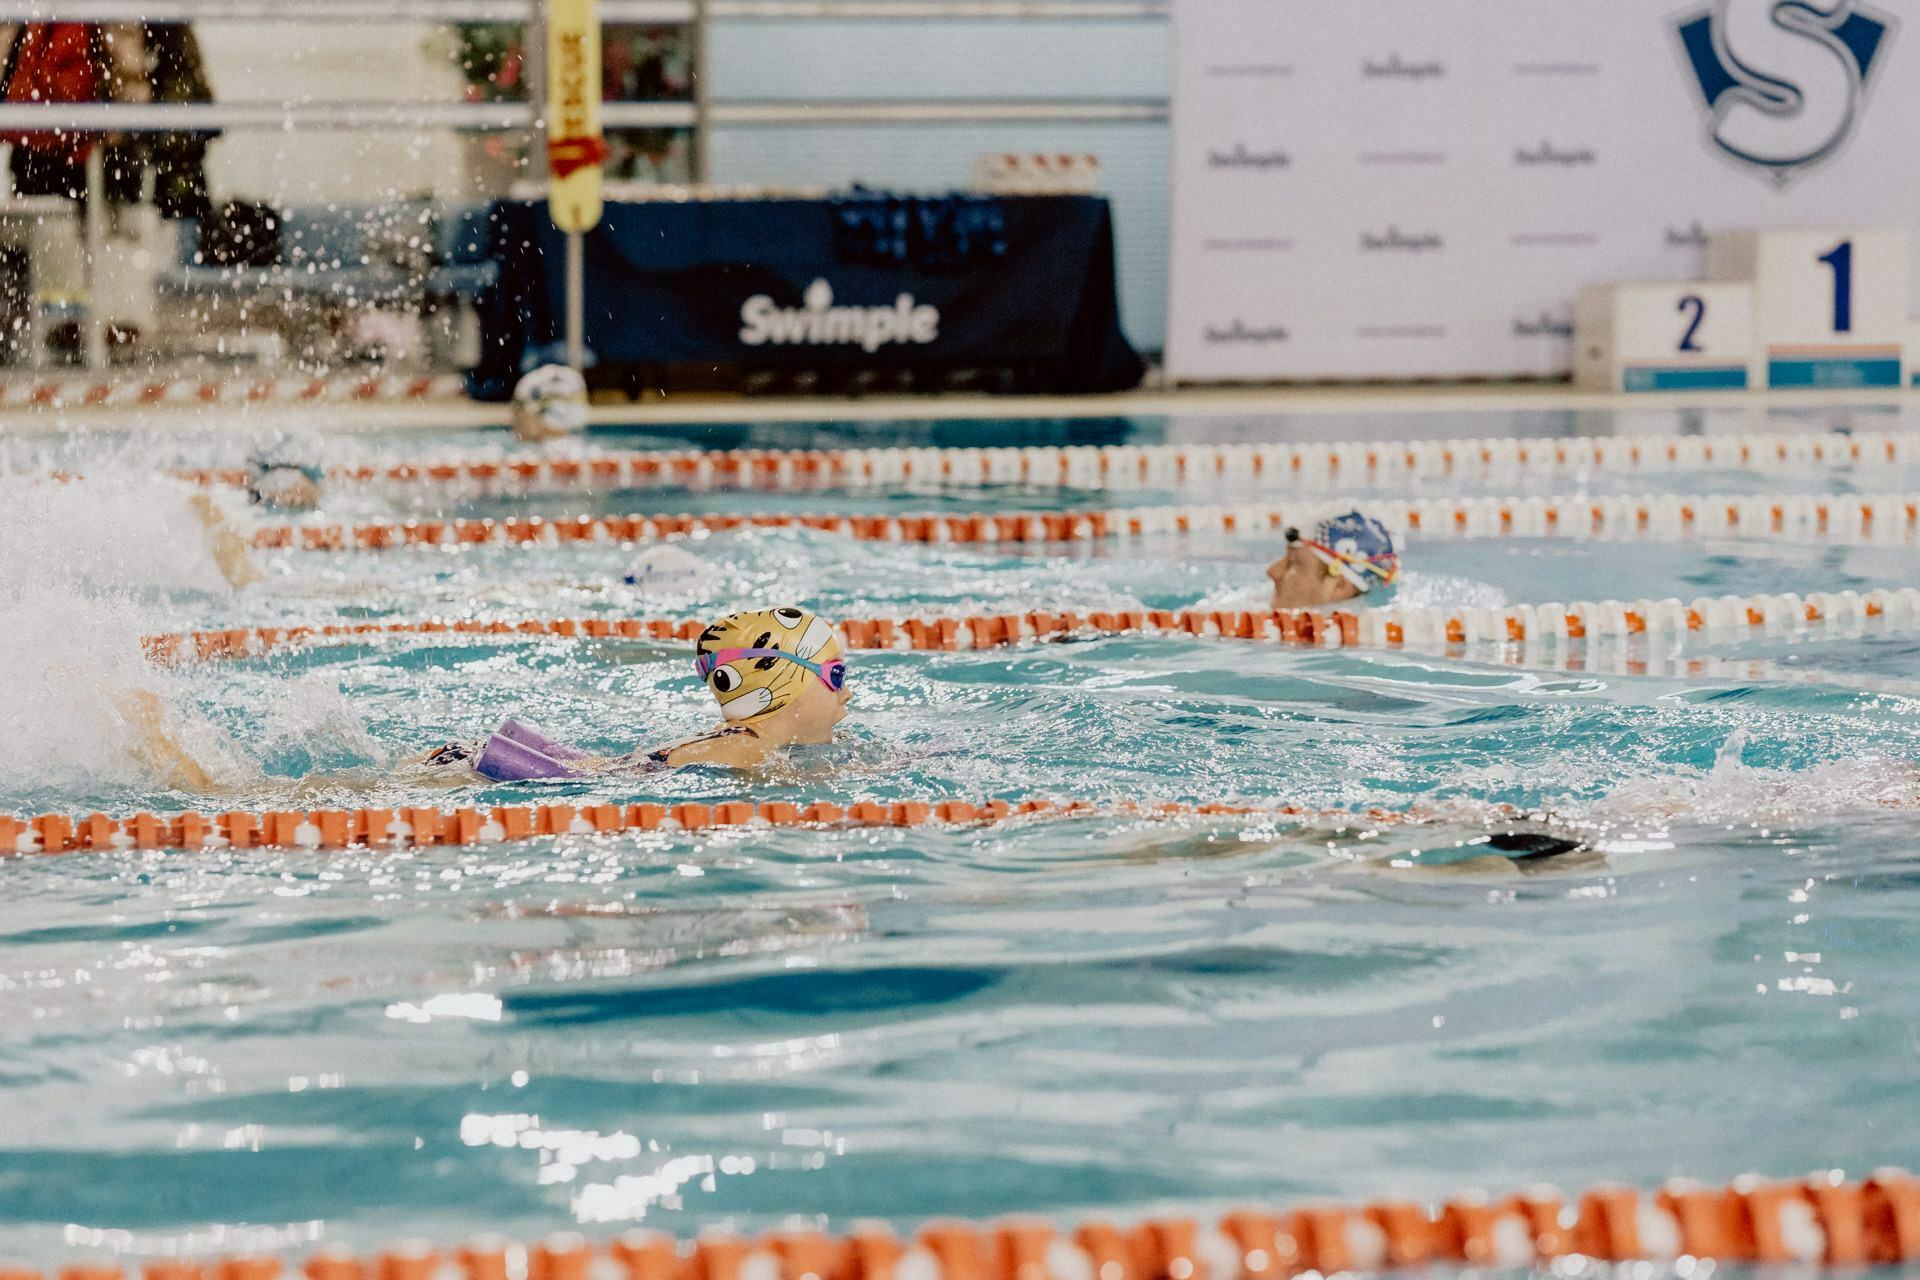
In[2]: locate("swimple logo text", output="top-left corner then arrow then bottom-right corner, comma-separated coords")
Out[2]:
1360,227 -> 1443,252
738,278 -> 940,353
1203,320 -> 1288,344
1208,144 -> 1291,170
1674,0 -> 1894,184
1666,220 -> 1710,248
1361,53 -> 1445,79
1512,312 -> 1574,339
1514,141 -> 1597,167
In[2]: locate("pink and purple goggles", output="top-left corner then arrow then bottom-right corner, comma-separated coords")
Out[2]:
694,646 -> 848,692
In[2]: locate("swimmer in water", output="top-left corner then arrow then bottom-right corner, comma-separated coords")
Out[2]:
123,606 -> 851,792
179,443 -> 326,590
245,448 -> 325,513
187,491 -> 264,589
1266,509 -> 1400,610
510,363 -> 589,443
420,605 -> 851,779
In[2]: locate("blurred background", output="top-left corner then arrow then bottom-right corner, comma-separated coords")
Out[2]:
0,2 -> 1165,391
0,2 -> 1912,402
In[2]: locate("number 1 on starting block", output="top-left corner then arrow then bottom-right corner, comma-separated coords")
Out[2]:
1574,281 -> 1757,392
1707,227 -> 1910,389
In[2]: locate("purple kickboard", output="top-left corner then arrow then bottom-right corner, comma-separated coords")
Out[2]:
494,717 -> 591,761
474,730 -> 581,782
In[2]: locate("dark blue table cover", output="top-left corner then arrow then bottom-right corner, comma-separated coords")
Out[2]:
466,193 -> 1143,399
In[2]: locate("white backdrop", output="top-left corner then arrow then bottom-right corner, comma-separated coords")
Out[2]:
1166,0 -> 1920,381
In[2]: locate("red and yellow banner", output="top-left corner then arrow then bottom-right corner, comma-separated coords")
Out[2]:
546,0 -> 605,233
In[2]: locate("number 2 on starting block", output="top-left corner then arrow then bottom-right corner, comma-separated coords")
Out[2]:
1707,227 -> 1910,389
1573,281 -> 1756,392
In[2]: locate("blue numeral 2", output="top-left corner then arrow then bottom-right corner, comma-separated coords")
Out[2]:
1677,293 -> 1705,352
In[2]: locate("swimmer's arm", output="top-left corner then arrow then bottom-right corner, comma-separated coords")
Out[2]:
648,726 -> 773,770
114,689 -> 217,793
188,493 -> 263,589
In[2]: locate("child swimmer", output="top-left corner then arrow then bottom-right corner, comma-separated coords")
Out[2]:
1265,509 -> 1401,610
124,607 -> 852,792
421,606 -> 852,779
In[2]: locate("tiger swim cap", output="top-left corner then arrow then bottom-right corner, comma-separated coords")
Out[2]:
694,607 -> 847,723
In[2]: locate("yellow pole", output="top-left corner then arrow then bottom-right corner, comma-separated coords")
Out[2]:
546,0 -> 605,372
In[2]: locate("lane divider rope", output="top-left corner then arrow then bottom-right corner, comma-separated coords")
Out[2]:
248,492 -> 1920,554
0,796 -> 1424,858
4,1171 -> 1920,1274
140,589 -> 1920,668
180,429 -> 1920,494
0,371 -> 462,410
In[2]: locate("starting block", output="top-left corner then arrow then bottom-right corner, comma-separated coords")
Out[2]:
1573,281 -> 1757,392
1707,227 -> 1910,389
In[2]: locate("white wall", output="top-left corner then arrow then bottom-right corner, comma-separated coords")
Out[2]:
196,22 -> 470,203
1166,0 -> 1920,381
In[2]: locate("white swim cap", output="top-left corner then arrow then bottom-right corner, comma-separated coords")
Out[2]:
623,543 -> 712,600
512,364 -> 589,434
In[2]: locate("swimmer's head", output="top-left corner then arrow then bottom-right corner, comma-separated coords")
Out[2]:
1266,510 -> 1400,609
246,448 -> 324,511
694,606 -> 849,739
623,543 -> 711,599
511,364 -> 589,441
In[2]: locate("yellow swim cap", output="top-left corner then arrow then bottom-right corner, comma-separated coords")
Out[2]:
694,607 -> 846,723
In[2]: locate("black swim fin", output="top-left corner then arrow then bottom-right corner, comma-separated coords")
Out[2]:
1483,831 -> 1588,861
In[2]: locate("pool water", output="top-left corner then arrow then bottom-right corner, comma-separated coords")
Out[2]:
2,404 -> 1919,1264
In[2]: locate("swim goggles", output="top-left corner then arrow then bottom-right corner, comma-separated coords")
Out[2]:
694,647 -> 848,693
1285,526 -> 1400,588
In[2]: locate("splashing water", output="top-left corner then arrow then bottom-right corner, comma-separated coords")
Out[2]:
1592,727 -> 1920,826
3,415 -> 1920,1263
0,475 -> 252,800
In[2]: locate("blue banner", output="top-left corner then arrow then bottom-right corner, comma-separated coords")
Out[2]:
467,194 -> 1144,400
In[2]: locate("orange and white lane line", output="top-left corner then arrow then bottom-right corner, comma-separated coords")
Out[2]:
1,1171 -> 1916,1273
247,492 -> 1920,553
178,428 -> 1919,495
138,590 -> 1920,674
0,371 -> 463,410
0,796 -> 1427,858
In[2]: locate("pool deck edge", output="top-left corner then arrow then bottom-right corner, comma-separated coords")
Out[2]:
1,380 -> 1916,434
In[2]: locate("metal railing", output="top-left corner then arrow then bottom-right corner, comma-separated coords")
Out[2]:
0,0 -> 1168,143
0,0 -> 1166,19
0,98 -> 1164,131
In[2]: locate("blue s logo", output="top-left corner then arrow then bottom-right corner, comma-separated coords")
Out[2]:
1675,0 -> 1894,183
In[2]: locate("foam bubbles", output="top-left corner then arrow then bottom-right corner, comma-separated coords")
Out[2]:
0,471 -> 245,597
1591,729 -> 1920,827
0,472 -> 248,798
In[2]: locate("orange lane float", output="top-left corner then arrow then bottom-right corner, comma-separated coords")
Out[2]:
4,1172 -> 1919,1274
1,371 -> 462,410
245,492 -> 1920,553
171,429 -> 1915,496
138,588 -> 1920,671
0,796 -> 1407,858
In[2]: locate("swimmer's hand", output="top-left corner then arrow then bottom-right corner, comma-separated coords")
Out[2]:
418,741 -> 477,768
115,689 -> 217,793
188,492 -> 263,589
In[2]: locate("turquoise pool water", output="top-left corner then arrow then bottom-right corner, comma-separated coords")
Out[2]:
2,405 -> 1918,1264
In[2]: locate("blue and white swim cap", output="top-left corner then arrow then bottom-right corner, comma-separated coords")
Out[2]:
512,364 -> 589,434
1296,510 -> 1400,594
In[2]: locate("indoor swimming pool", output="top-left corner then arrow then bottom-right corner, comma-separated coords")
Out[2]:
2,403 -> 1918,1263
